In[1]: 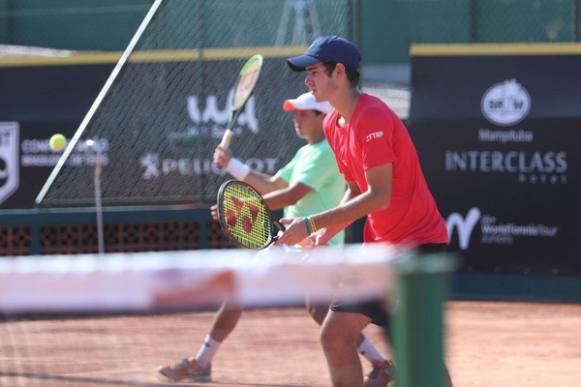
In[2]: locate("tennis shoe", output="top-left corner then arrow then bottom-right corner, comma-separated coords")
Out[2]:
364,360 -> 395,387
157,357 -> 211,382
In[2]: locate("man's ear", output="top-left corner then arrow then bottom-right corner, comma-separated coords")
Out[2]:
333,63 -> 346,80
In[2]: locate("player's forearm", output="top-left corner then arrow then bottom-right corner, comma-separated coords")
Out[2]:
264,192 -> 296,211
322,187 -> 359,231
264,183 -> 311,211
243,170 -> 286,195
311,189 -> 390,230
311,190 -> 356,244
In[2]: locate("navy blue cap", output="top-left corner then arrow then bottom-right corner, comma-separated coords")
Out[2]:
287,35 -> 361,72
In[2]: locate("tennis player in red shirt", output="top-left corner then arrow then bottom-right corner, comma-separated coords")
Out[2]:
275,36 -> 451,387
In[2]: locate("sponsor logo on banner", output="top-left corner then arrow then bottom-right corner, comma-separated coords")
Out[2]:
20,137 -> 109,167
185,89 -> 258,139
140,153 -> 277,180
445,80 -> 568,184
446,208 -> 481,250
446,207 -> 559,249
445,150 -> 568,184
0,122 -> 19,204
477,128 -> 533,144
481,79 -> 531,127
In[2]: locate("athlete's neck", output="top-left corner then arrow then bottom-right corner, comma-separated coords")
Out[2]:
331,88 -> 361,123
306,130 -> 326,145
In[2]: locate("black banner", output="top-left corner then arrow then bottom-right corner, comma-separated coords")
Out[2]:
0,64 -> 112,209
409,51 -> 581,275
0,57 -> 307,209
33,58 -> 305,207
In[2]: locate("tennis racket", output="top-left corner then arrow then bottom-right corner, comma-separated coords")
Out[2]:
217,180 -> 284,249
219,54 -> 264,150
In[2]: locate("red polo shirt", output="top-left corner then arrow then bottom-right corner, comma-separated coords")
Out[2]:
324,94 -> 448,247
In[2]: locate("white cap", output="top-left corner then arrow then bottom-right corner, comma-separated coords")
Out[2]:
283,92 -> 333,114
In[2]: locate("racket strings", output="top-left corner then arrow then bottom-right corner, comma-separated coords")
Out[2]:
221,184 -> 272,249
233,55 -> 263,109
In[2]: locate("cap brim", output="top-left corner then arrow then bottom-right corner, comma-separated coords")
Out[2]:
287,55 -> 321,72
282,100 -> 299,111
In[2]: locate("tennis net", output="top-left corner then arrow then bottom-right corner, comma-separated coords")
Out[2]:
0,245 -> 396,314
0,244 -> 453,387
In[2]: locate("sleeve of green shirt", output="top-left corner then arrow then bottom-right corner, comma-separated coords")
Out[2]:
275,152 -> 298,183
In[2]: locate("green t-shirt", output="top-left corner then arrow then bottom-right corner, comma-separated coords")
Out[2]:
276,140 -> 345,246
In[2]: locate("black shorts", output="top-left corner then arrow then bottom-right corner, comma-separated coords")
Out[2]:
329,243 -> 447,328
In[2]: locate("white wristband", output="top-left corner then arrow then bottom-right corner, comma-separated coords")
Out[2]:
225,157 -> 250,180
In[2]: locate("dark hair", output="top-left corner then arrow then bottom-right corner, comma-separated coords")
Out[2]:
322,61 -> 360,87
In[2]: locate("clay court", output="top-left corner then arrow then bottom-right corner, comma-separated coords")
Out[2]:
1,300 -> 580,387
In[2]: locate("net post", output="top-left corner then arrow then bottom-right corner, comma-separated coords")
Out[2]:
30,209 -> 41,255
198,212 -> 210,249
392,253 -> 456,387
94,147 -> 105,255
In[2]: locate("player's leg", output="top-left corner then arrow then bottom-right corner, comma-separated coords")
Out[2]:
158,249 -> 271,381
197,300 -> 244,364
325,299 -> 395,387
211,302 -> 245,341
305,299 -> 328,325
320,309 -> 371,386
306,299 -> 389,367
158,300 -> 243,382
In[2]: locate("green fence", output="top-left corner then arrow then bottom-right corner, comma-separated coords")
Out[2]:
1,0 -> 580,64
363,0 -> 581,63
0,206 -> 221,255
0,0 -> 354,50
0,0 -> 150,50
0,206 -> 363,255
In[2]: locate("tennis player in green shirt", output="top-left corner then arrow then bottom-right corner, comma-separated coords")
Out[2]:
159,92 -> 392,386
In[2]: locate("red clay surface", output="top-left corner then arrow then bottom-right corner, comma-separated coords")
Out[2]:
1,301 -> 580,386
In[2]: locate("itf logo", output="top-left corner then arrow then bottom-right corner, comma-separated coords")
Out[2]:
446,207 -> 481,250
0,122 -> 19,205
481,79 -> 530,126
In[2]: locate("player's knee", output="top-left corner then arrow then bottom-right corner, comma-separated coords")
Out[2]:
319,326 -> 335,352
320,322 -> 351,351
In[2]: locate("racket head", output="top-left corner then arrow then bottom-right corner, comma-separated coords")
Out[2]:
217,179 -> 279,249
231,54 -> 263,111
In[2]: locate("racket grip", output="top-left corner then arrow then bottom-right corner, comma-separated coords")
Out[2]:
220,129 -> 233,150
273,220 -> 286,233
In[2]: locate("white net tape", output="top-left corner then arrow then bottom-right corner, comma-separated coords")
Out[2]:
0,244 -> 399,313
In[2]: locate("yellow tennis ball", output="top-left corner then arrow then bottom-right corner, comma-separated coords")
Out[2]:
49,133 -> 66,152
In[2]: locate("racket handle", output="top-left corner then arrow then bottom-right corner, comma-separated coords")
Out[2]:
220,129 -> 233,150
273,220 -> 286,233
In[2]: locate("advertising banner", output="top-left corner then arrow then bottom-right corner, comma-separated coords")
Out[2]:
0,56 -> 306,209
0,122 -> 20,206
0,63 -> 112,209
409,48 -> 581,275
27,57 -> 305,207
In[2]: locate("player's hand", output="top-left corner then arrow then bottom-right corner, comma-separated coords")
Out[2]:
213,146 -> 233,169
273,217 -> 309,246
312,223 -> 346,246
210,203 -> 219,221
307,230 -> 324,246
296,237 -> 315,249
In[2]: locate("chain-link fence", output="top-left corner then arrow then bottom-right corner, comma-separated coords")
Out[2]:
3,0 -> 580,206
34,0 -> 356,207
362,0 -> 581,63
2,0 -> 580,64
